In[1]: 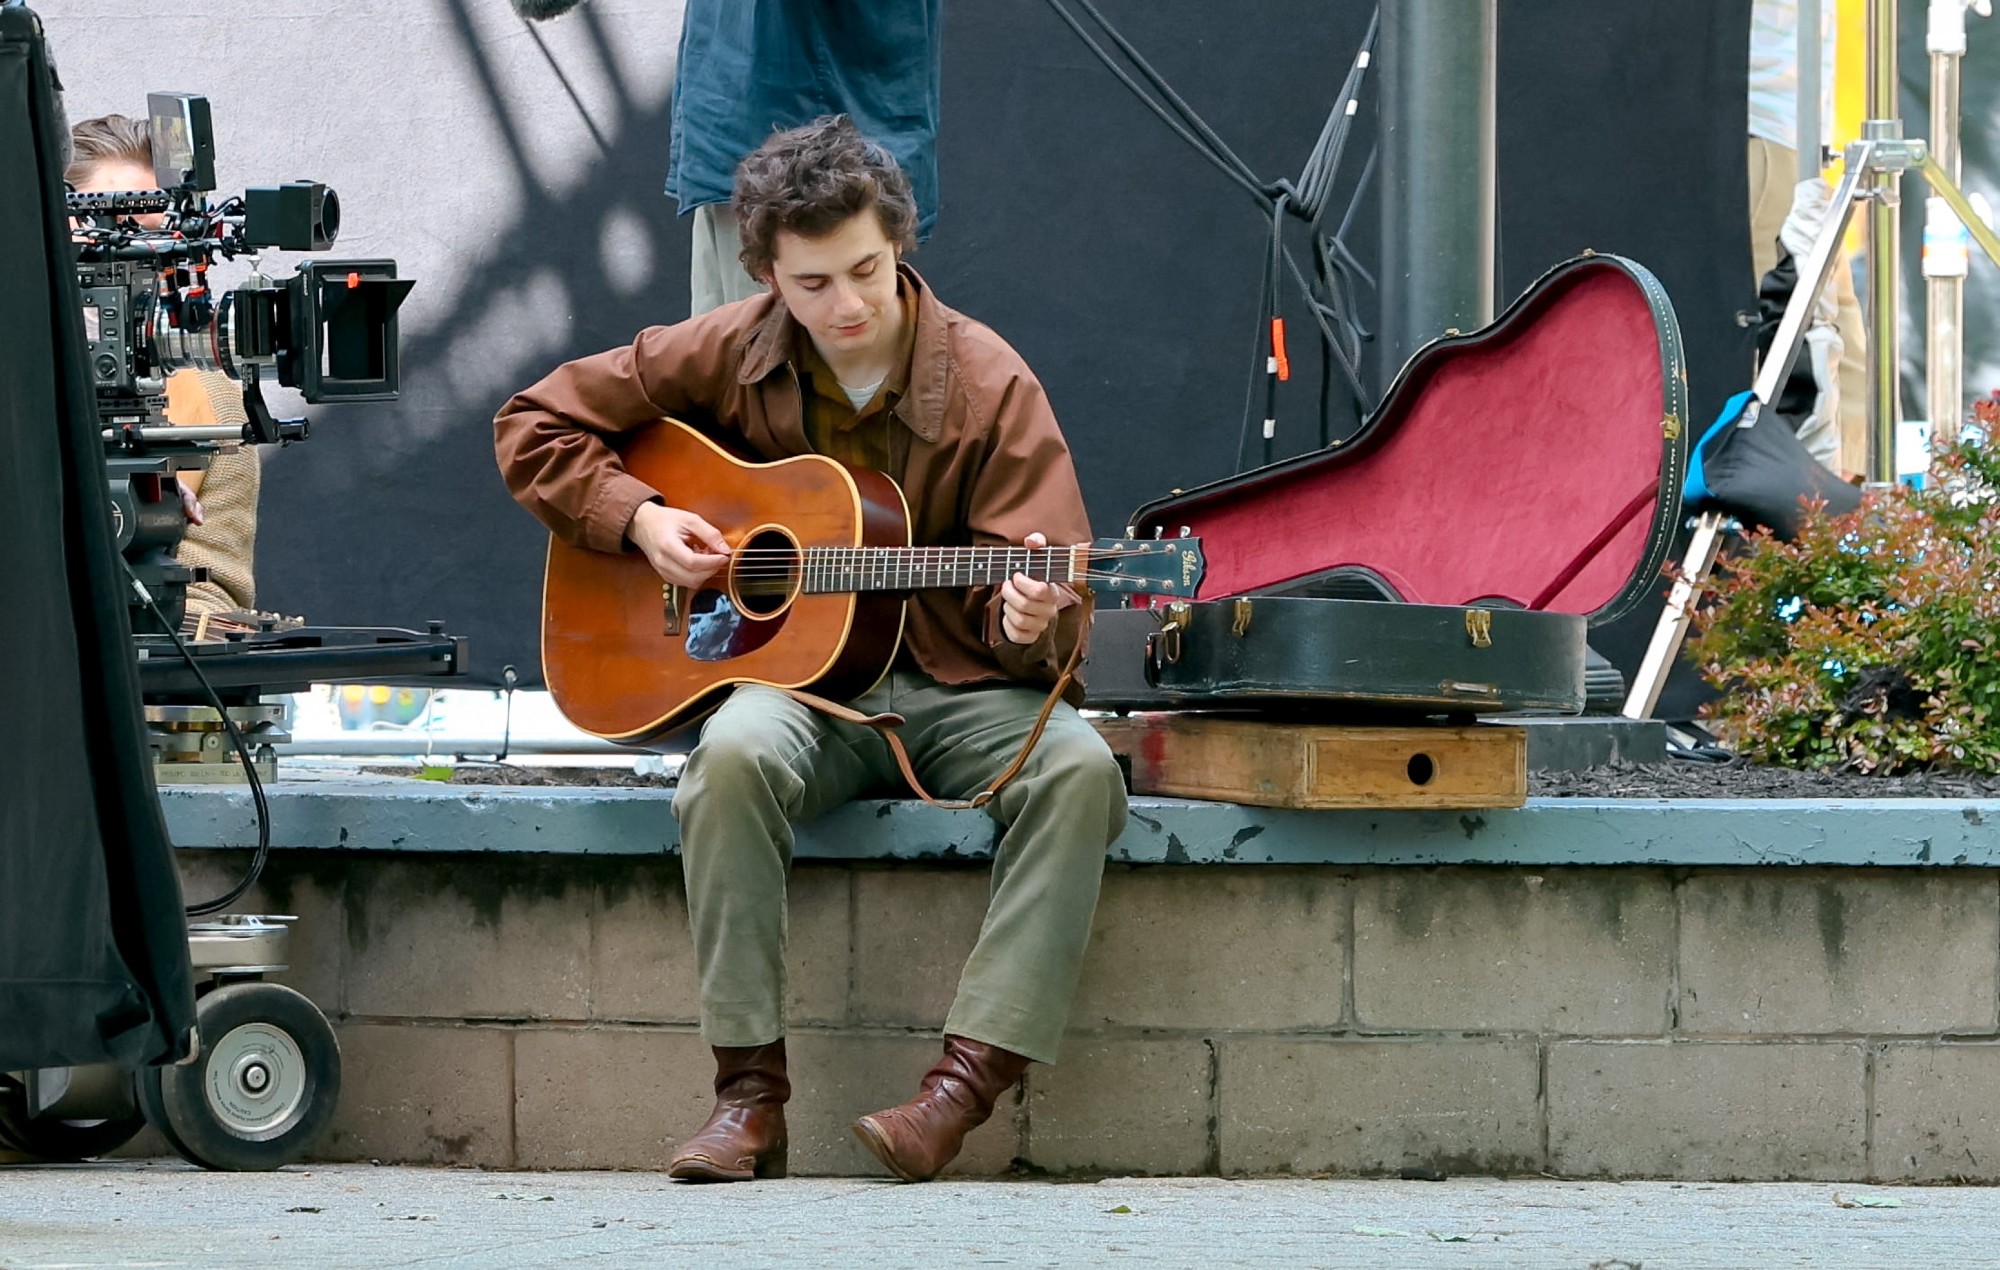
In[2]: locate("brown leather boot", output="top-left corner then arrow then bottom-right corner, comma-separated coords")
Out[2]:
667,1040 -> 789,1182
851,1036 -> 1029,1182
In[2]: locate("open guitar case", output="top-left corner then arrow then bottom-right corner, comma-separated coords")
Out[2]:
1086,252 -> 1688,716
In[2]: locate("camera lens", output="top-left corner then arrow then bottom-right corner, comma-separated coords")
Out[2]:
319,189 -> 340,244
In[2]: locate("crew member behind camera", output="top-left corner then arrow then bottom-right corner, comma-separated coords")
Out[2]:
494,116 -> 1127,1184
67,113 -> 260,619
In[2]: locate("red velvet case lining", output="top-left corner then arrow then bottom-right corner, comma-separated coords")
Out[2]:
1136,264 -> 1671,616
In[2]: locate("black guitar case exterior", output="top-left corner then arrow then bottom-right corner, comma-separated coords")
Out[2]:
1087,253 -> 1688,715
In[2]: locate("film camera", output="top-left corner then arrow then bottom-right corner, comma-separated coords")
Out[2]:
70,92 -> 412,636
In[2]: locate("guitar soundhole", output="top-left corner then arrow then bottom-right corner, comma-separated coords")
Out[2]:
683,528 -> 796,664
729,528 -> 800,618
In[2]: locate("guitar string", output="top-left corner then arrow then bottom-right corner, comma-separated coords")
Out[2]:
714,547 -> 1175,569
720,565 -> 1176,584
710,547 -> 1172,557
727,570 -> 1175,596
724,568 -> 1168,583
723,560 -> 1173,577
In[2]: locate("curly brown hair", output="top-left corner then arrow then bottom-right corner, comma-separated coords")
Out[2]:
731,115 -> 918,282
66,113 -> 152,187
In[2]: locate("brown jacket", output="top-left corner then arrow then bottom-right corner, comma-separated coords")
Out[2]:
493,265 -> 1093,699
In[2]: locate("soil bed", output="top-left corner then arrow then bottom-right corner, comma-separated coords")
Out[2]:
386,765 -> 676,788
395,762 -> 2000,799
1531,760 -> 2000,799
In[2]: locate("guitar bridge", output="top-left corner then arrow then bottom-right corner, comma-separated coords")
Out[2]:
663,584 -> 685,637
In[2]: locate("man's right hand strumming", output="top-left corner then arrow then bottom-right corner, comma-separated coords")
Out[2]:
627,501 -> 731,587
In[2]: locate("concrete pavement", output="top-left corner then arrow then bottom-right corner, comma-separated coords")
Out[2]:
2,1161 -> 1993,1268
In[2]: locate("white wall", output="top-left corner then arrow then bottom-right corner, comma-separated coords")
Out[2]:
49,0 -> 688,431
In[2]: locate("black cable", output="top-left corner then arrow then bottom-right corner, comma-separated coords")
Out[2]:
1046,0 -> 1381,467
1042,1 -> 1267,205
1235,263 -> 1277,472
1283,244 -> 1366,402
1667,742 -> 1737,765
124,566 -> 272,916
1261,192 -> 1289,468
459,664 -> 520,764
1068,0 -> 1268,195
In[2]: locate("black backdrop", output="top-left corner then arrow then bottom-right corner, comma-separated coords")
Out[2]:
254,0 -> 1753,703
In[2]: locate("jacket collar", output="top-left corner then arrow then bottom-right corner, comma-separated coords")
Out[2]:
736,262 -> 949,444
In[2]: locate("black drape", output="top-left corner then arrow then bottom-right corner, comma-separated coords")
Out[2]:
0,1 -> 195,1069
252,0 -> 1753,709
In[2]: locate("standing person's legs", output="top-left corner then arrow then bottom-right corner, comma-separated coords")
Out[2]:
689,203 -> 766,316
667,682 -> 888,1180
1748,135 -> 1794,283
1828,246 -> 1869,479
852,672 -> 1127,1181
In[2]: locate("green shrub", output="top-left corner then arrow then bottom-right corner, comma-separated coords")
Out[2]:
1690,396 -> 2000,773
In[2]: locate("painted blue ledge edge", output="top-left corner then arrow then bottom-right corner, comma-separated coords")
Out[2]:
158,778 -> 2000,868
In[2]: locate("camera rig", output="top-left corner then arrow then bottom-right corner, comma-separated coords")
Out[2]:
68,92 -> 463,776
70,93 -> 418,638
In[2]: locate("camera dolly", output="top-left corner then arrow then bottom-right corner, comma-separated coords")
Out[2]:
0,915 -> 339,1170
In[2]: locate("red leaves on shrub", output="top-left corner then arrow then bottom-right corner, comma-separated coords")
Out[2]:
1688,406 -> 2000,774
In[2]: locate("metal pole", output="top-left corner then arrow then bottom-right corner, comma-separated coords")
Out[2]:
1378,0 -> 1497,390
1864,0 -> 1902,482
1798,0 -> 1823,182
1621,511 -> 1727,721
1925,0 -> 1967,444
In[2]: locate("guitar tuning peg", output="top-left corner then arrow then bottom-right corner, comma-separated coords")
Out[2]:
1179,526 -> 1192,538
1152,526 -> 1165,539
1124,525 -> 1136,538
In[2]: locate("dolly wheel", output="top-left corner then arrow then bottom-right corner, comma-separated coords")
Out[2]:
141,982 -> 341,1171
0,1074 -> 146,1162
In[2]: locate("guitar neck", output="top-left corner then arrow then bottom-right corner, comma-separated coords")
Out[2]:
800,546 -> 1085,594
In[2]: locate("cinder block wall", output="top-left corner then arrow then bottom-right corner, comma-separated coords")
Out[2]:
157,850 -> 2000,1181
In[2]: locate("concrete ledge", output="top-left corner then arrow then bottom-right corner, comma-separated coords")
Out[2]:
150,777 -> 2000,1179
159,774 -> 2000,867
161,843 -> 2000,1181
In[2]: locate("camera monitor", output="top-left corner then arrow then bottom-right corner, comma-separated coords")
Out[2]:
145,91 -> 214,192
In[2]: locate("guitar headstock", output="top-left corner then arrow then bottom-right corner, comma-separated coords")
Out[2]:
1087,536 -> 1205,598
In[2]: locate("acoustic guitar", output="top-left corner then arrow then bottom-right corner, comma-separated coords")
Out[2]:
541,419 -> 1205,744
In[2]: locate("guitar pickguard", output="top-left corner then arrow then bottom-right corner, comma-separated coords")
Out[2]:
684,587 -> 783,662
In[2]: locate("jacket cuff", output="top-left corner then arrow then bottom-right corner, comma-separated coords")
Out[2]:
986,585 -> 1085,683
585,471 -> 663,556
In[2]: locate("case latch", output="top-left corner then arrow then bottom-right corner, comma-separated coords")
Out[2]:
1144,601 -> 1192,685
1230,597 -> 1254,637
1465,608 -> 1493,648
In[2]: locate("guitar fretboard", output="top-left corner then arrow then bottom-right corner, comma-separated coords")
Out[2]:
801,546 -> 1082,594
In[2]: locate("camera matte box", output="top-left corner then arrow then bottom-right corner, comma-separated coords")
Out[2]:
1089,252 -> 1688,714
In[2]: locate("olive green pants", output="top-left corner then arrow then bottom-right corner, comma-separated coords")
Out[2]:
671,670 -> 1128,1064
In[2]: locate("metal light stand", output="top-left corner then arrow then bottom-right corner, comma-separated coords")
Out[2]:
1924,0 -> 1993,444
1622,0 -> 2000,720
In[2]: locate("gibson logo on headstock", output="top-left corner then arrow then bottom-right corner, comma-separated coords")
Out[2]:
1182,550 -> 1198,588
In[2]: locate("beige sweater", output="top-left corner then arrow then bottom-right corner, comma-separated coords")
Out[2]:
164,371 -> 261,614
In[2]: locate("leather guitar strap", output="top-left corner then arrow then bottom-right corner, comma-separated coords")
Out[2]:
776,637 -> 1087,812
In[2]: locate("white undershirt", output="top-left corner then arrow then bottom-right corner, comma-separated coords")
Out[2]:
839,377 -> 885,410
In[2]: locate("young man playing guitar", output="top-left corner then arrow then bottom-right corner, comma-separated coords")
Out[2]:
494,116 -> 1128,1183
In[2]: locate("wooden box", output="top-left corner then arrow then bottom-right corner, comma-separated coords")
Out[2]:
1091,714 -> 1526,810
